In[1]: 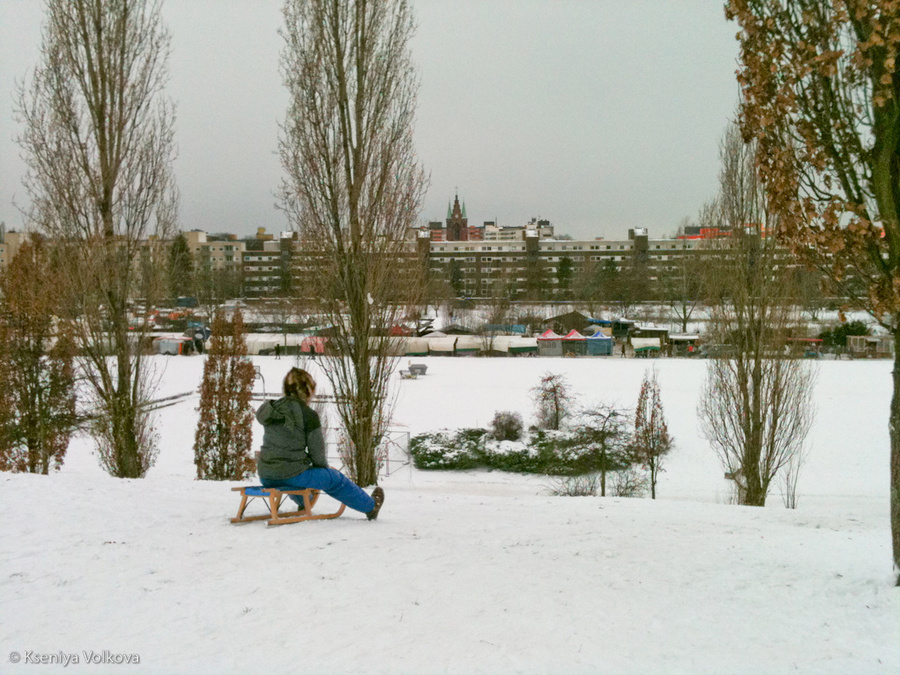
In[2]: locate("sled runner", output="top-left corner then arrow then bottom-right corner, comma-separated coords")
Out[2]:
231,486 -> 346,526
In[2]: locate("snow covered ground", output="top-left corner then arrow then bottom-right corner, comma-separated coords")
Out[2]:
1,355 -> 898,674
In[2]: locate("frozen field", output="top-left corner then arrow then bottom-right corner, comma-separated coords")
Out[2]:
1,355 -> 898,674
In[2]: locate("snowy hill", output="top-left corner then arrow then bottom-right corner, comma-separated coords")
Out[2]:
1,356 -> 898,674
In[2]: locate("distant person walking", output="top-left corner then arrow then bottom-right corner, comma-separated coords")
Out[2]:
193,329 -> 205,354
255,368 -> 385,520
274,344 -> 282,359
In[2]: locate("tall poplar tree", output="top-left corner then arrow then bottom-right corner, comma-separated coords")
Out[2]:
16,0 -> 178,478
279,0 -> 427,486
727,0 -> 900,582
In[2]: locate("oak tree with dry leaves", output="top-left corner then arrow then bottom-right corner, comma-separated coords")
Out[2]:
727,0 -> 900,583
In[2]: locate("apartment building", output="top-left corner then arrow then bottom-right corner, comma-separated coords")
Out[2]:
422,227 -> 700,298
241,229 -> 296,298
184,229 -> 245,273
0,228 -> 27,272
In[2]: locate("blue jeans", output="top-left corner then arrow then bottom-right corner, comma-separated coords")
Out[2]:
261,468 -> 375,514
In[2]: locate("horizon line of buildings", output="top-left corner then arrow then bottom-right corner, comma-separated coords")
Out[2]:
0,193 -> 733,299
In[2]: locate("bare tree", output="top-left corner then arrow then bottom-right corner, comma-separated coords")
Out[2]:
632,367 -> 672,499
697,124 -> 816,507
194,262 -> 243,326
479,270 -> 516,353
726,0 -> 900,583
532,372 -> 575,431
279,0 -> 427,486
573,403 -> 632,497
660,211 -> 710,332
16,0 -> 178,478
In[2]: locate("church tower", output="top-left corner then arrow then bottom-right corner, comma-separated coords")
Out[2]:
446,193 -> 468,241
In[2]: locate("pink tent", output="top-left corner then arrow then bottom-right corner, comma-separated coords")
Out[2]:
537,329 -> 563,356
562,330 -> 586,355
300,336 -> 327,354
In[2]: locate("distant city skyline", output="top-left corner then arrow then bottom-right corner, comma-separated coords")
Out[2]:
1,0 -> 740,241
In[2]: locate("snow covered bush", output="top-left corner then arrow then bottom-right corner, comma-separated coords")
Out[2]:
409,429 -> 487,470
412,405 -> 634,481
489,410 -> 524,441
481,437 -> 539,473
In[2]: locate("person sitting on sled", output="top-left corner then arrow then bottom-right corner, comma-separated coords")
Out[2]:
256,367 -> 384,520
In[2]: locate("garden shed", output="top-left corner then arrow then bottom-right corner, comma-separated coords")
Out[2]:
847,335 -> 893,357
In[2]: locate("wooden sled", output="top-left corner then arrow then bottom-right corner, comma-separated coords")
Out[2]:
231,486 -> 346,526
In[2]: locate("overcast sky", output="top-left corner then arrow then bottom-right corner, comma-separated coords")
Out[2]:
0,0 -> 740,241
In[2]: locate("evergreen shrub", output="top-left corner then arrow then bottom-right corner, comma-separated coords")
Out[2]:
489,410 -> 524,441
410,426 -> 631,476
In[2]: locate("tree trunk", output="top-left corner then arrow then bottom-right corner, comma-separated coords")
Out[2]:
891,327 -> 900,585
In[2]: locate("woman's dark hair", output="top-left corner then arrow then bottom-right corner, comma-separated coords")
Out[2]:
283,368 -> 316,402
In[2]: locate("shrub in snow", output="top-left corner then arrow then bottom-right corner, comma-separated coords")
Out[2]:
610,465 -> 648,498
547,474 -> 601,497
194,309 -> 256,480
482,437 -> 539,473
489,410 -> 524,442
409,429 -> 487,470
411,411 -> 634,480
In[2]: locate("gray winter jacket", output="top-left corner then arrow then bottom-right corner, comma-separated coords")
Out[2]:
255,396 -> 328,480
